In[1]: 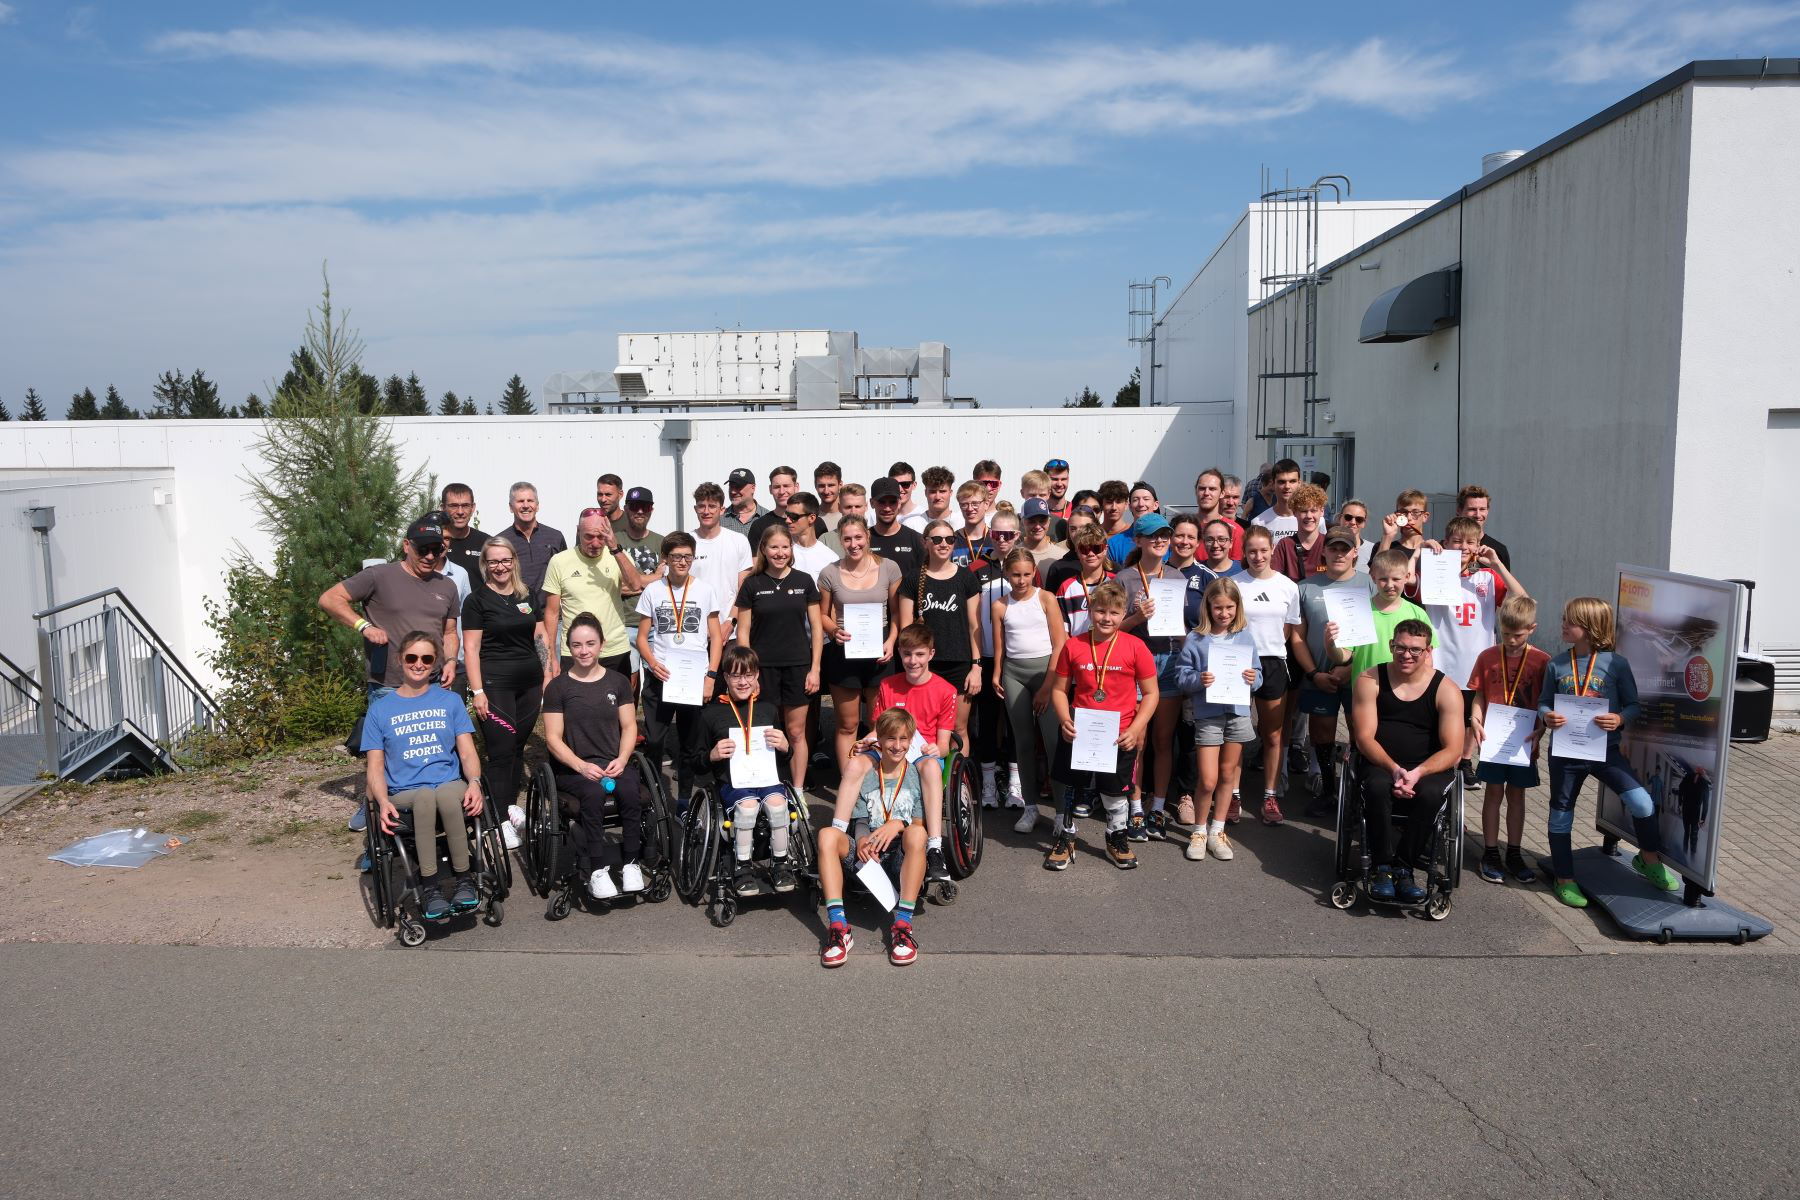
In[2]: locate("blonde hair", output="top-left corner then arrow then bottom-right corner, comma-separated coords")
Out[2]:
874,707 -> 918,741
1562,597 -> 1616,650
1498,594 -> 1538,633
480,539 -> 528,600
751,524 -> 793,577
956,480 -> 988,502
1201,578 -> 1247,633
1395,488 -> 1428,512
1020,469 -> 1050,492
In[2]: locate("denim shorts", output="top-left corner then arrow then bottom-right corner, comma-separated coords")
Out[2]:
1192,712 -> 1255,746
1474,760 -> 1540,789
1296,684 -> 1347,717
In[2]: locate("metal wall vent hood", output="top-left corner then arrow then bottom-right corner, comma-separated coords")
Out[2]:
1359,266 -> 1461,343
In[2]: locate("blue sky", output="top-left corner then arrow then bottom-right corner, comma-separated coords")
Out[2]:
2,1 -> 1796,417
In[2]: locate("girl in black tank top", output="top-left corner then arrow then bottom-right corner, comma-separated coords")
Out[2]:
1375,665 -> 1444,769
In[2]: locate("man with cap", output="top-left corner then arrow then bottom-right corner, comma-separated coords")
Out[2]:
722,467 -> 767,534
615,486 -> 664,603
319,514 -> 462,832
1020,497 -> 1065,568
867,475 -> 927,586
1290,524 -> 1375,811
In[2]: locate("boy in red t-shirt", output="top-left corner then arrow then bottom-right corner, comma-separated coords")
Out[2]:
844,623 -> 958,884
1467,595 -> 1550,885
1045,581 -> 1159,871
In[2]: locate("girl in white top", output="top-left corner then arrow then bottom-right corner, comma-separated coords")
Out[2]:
991,549 -> 1067,833
1237,525 -> 1302,826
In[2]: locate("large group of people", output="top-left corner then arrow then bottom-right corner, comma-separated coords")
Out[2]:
330,456 -> 1681,964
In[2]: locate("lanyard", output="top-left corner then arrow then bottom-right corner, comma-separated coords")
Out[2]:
671,574 -> 693,636
1499,648 -> 1528,706
1088,630 -> 1120,688
1571,653 -> 1599,699
962,531 -> 983,563
725,696 -> 755,749
872,762 -> 904,824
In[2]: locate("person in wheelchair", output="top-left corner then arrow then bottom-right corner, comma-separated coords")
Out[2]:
816,707 -> 929,968
1349,619 -> 1465,903
542,612 -> 646,901
697,645 -> 795,897
361,629 -> 486,920
837,623 -> 957,885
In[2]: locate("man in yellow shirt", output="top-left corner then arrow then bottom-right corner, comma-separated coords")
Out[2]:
544,509 -> 652,676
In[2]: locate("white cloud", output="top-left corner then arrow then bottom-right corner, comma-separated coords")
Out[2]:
3,25 -> 1473,211
0,4 -> 17,26
1547,0 -> 1800,84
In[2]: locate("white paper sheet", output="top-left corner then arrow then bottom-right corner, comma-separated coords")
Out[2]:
1070,707 -> 1121,774
855,858 -> 898,911
1146,577 -> 1188,638
906,731 -> 929,763
1419,548 -> 1463,607
1205,639 -> 1254,707
1322,584 -> 1377,648
842,602 -> 884,660
1552,695 -> 1609,763
728,725 -> 782,788
660,646 -> 708,706
1478,702 -> 1536,767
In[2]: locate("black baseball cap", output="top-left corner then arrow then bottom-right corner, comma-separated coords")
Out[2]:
405,515 -> 446,545
727,468 -> 755,489
871,477 -> 902,502
625,486 -> 653,508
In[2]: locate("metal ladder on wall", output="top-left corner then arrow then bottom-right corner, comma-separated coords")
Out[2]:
1,590 -> 221,813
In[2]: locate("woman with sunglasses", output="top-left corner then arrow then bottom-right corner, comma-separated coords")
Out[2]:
1337,498 -> 1375,572
543,612 -> 645,900
972,509 -> 1023,807
899,519 -> 984,744
1238,525 -> 1304,825
1053,526 -> 1114,638
735,526 -> 824,789
461,539 -> 551,839
361,630 -> 484,920
819,515 -> 904,771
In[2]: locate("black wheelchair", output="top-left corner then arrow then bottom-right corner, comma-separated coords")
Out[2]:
1329,748 -> 1464,920
520,751 -> 676,919
937,738 -> 985,898
673,781 -> 819,928
363,786 -> 511,946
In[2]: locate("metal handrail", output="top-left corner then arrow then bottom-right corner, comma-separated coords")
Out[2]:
34,587 -> 217,710
0,648 -> 91,735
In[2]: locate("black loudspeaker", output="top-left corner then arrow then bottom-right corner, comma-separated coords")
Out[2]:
1732,657 -> 1774,744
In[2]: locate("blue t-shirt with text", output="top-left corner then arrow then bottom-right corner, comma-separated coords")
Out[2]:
359,685 -> 475,793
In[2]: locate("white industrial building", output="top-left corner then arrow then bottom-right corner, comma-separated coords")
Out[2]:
1148,58 -> 1800,709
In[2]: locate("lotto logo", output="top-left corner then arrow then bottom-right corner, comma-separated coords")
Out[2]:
1684,655 -> 1713,702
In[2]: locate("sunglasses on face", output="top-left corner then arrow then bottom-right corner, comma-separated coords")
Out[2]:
893,479 -> 915,489
413,543 -> 446,557
990,530 -> 1018,541
1341,514 -> 1367,524
403,653 -> 437,665
784,510 -> 809,521
925,534 -> 956,545
977,479 -> 1000,490
1078,546 -> 1106,555
627,504 -> 652,514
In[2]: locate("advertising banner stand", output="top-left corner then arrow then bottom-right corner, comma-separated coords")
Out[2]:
1568,567 -> 1773,943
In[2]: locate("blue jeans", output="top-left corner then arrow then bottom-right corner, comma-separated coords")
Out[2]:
1547,748 -> 1658,878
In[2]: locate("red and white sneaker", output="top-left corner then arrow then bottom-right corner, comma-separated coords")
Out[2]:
887,922 -> 919,966
1261,793 -> 1284,825
820,923 -> 854,969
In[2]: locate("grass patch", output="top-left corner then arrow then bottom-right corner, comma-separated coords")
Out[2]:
325,872 -> 344,881
249,818 -> 323,846
232,780 -> 262,794
169,809 -> 226,833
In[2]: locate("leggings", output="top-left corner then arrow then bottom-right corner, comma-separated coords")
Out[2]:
391,781 -> 471,878
640,673 -> 704,800
1548,750 -> 1659,879
1001,655 -> 1058,807
1360,767 -> 1454,868
972,656 -> 1007,765
557,761 -> 642,870
477,660 -> 542,816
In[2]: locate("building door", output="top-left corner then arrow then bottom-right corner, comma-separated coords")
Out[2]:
1274,436 -> 1355,517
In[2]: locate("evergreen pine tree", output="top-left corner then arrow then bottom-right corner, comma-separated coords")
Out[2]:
67,388 -> 101,420
403,372 -> 428,415
188,370 -> 226,418
275,346 -> 323,410
383,374 -> 408,414
459,397 -> 477,416
151,370 -> 191,419
1114,367 -> 1141,408
485,403 -> 495,415
99,385 -> 139,420
437,390 -> 461,416
246,270 -> 430,678
241,394 -> 267,418
499,374 -> 535,415
0,396 -> 10,421
22,389 -> 49,421
347,366 -> 381,414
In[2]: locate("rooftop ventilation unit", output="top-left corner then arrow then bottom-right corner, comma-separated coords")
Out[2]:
1359,266 -> 1461,344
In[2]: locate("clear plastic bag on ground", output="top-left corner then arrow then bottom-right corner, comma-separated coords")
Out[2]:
49,828 -> 185,869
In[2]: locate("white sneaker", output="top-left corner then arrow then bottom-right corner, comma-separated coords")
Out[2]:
1013,805 -> 1038,834
1185,831 -> 1208,862
980,767 -> 1000,808
507,804 -> 526,829
1005,766 -> 1025,809
588,868 -> 619,899
1207,831 -> 1235,861
619,862 -> 646,893
500,822 -> 521,850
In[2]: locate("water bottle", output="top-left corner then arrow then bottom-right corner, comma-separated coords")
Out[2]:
602,777 -> 616,795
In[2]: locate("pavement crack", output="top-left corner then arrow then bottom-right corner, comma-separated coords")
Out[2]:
1312,977 -> 1569,1189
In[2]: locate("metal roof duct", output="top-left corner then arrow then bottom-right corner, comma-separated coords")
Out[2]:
1359,266 -> 1461,343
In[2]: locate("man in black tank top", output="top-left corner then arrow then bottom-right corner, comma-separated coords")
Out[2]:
1350,619 -> 1465,903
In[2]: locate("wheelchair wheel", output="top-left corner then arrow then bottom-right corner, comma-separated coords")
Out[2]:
1329,880 -> 1358,910
927,879 -> 959,906
524,761 -> 559,896
475,808 -> 512,902
1425,892 -> 1452,921
398,918 -> 428,947
483,898 -> 505,927
944,754 -> 984,879
364,806 -> 394,928
674,791 -> 718,905
1332,760 -> 1356,881
634,752 -> 676,902
709,892 -> 738,928
784,786 -> 816,889
546,886 -> 573,921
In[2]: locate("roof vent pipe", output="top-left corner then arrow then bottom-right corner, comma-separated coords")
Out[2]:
1482,150 -> 1525,176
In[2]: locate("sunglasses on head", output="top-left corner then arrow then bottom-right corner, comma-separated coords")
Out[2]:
925,534 -> 956,545
579,507 -> 607,518
1045,459 -> 1069,471
402,653 -> 437,665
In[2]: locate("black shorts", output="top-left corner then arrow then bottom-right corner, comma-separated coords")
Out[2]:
1052,738 -> 1139,794
1253,655 -> 1291,702
822,645 -> 888,692
759,662 -> 812,708
930,660 -> 975,694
